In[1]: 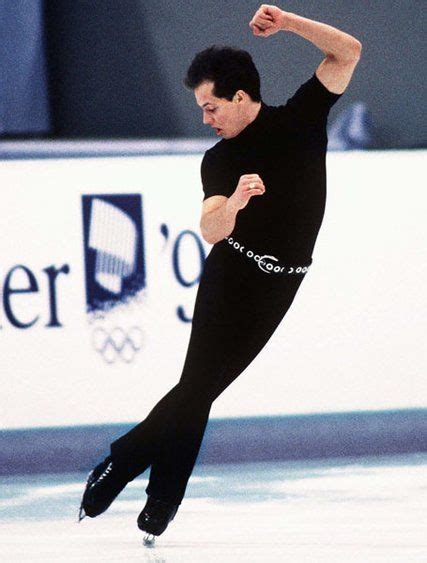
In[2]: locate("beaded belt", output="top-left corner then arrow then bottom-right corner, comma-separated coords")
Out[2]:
223,236 -> 312,275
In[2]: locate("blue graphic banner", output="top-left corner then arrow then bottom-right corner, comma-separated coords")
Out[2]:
81,194 -> 146,314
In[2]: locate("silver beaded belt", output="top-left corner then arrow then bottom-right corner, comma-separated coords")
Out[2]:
223,236 -> 312,275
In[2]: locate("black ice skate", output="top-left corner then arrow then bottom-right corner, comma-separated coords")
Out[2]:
137,496 -> 179,546
78,455 -> 130,521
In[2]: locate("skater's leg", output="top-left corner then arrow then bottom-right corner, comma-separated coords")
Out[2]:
108,255 -> 238,477
108,310 -> 235,479
145,289 -> 302,504
108,270 -> 203,474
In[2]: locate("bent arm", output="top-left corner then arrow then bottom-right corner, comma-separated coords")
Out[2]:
250,6 -> 362,95
281,11 -> 362,62
200,196 -> 240,245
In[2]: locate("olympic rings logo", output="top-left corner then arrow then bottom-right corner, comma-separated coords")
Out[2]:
91,326 -> 144,364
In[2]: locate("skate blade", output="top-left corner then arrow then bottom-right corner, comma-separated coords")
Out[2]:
143,533 -> 156,547
78,505 -> 86,522
77,469 -> 93,523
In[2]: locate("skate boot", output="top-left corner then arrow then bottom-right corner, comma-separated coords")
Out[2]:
78,455 -> 130,521
137,496 -> 179,546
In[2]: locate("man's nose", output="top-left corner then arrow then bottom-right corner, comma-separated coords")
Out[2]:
203,112 -> 213,125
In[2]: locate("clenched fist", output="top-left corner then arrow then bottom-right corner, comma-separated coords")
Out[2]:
231,174 -> 266,210
249,4 -> 286,37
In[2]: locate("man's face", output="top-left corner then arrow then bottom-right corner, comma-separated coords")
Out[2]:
194,81 -> 244,139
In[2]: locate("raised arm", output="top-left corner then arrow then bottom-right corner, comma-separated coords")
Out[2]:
249,4 -> 362,94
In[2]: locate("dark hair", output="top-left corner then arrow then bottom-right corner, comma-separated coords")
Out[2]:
183,45 -> 261,102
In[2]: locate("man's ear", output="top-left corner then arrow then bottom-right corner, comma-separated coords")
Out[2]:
233,90 -> 245,104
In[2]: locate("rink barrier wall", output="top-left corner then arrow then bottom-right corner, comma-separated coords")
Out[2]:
0,409 -> 425,476
0,138 -> 214,159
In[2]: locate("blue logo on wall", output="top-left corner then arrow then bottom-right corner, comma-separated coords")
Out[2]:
82,194 -> 146,314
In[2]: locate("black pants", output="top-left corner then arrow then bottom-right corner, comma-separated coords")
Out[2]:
110,239 -> 308,505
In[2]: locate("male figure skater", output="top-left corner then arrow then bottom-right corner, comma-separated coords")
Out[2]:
79,4 -> 361,544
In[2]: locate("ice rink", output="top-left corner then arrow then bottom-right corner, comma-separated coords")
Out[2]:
0,452 -> 426,562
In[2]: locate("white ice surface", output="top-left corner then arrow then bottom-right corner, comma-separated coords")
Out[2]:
0,454 -> 426,562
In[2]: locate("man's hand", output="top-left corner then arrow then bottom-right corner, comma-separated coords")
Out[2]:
249,4 -> 289,37
230,174 -> 266,210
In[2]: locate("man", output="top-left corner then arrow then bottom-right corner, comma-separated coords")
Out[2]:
78,4 -> 361,545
